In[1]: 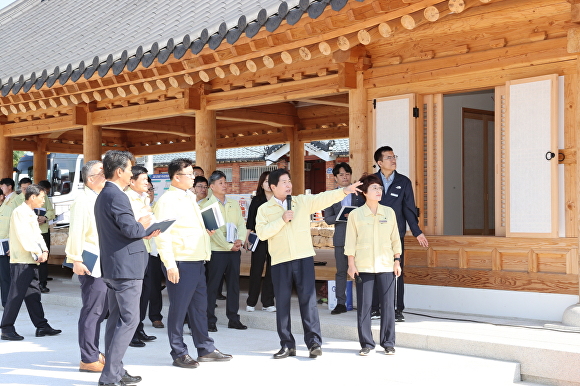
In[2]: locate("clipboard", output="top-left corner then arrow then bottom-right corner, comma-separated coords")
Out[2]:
336,206 -> 357,222
145,218 -> 176,236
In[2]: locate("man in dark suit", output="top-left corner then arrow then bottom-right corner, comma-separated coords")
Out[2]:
323,162 -> 364,315
373,146 -> 429,322
94,150 -> 159,386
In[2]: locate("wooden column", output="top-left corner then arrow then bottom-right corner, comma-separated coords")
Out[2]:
83,118 -> 102,162
0,126 -> 12,179
33,139 -> 47,182
349,71 -> 369,180
289,125 -> 305,195
195,97 -> 217,173
576,56 -> 580,299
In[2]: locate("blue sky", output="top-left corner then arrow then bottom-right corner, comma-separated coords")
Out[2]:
0,0 -> 16,11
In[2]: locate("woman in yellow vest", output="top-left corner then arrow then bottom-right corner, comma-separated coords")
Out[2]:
345,174 -> 402,356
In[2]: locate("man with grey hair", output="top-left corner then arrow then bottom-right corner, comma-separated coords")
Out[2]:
65,160 -> 108,372
200,170 -> 247,332
0,184 -> 61,340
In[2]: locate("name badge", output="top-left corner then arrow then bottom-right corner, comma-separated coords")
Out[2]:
379,220 -> 388,223
390,193 -> 398,197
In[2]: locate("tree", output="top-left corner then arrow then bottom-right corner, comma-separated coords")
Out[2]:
13,151 -> 24,167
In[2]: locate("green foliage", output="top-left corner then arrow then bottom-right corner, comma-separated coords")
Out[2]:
12,151 -> 24,167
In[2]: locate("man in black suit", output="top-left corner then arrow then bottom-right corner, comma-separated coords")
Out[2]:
323,162 -> 364,315
373,146 -> 429,322
94,150 -> 159,386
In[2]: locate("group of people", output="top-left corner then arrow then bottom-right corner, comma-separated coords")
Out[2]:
0,144 -> 428,385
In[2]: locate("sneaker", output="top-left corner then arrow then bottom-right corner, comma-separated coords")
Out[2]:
370,310 -> 380,320
331,304 -> 347,315
395,311 -> 405,322
263,306 -> 276,312
359,347 -> 371,356
385,346 -> 396,355
246,306 -> 255,312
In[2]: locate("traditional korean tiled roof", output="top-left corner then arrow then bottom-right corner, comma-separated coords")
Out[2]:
0,0 -> 358,97
149,139 -> 348,165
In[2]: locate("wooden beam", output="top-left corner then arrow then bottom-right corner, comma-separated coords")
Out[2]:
216,105 -> 297,127
105,117 -> 195,137
3,115 -> 77,137
349,71 -> 369,180
12,139 -> 36,152
33,139 -> 48,182
297,126 -> 349,142
206,74 -> 353,110
91,97 -> 198,126
216,133 -> 287,148
129,140 -> 195,156
288,126 -> 305,195
296,94 -> 349,107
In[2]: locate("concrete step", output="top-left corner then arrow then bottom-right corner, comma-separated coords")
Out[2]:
39,276 -> 580,385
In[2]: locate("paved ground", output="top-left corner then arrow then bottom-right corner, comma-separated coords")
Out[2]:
1,299 -> 544,386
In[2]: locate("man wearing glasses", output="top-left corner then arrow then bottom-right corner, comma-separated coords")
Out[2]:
373,146 -> 429,323
193,177 -> 209,204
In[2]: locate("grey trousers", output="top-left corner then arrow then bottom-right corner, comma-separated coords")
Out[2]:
99,278 -> 142,384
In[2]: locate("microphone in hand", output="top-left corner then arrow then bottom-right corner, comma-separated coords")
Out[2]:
286,195 -> 292,222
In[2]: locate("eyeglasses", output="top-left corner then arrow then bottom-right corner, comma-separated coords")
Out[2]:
89,172 -> 104,178
368,185 -> 384,192
147,188 -> 154,192
382,155 -> 398,161
195,185 -> 209,190
177,173 -> 194,178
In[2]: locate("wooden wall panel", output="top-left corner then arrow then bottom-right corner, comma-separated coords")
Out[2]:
404,235 -> 578,294
465,249 -> 493,270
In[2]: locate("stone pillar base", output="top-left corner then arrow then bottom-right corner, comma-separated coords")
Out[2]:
562,303 -> 580,327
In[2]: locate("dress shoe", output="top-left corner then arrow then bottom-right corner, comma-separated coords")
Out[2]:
172,354 -> 199,369
395,311 -> 405,322
309,344 -> 322,358
121,370 -> 142,384
35,326 -> 61,337
197,349 -> 232,362
1,331 -> 24,341
331,304 -> 347,315
217,294 -> 226,300
384,346 -> 396,355
39,284 -> 50,293
97,382 -> 125,386
152,320 -> 164,328
227,320 -> 247,330
273,347 -> 296,359
79,360 -> 104,373
135,330 -> 156,341
129,337 -> 145,347
208,323 -> 217,332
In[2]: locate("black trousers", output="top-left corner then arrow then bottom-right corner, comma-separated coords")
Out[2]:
246,241 -> 274,308
0,263 -> 49,333
0,254 -> 11,307
206,251 -> 241,325
372,237 -> 405,312
78,275 -> 108,363
271,256 -> 321,350
39,231 -> 50,287
357,272 -> 396,349
164,261 -> 215,360
148,255 -> 164,323
136,255 -> 153,333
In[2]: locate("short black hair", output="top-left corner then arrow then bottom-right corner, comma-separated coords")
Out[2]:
0,178 -> 15,189
19,177 -> 32,186
208,170 -> 227,185
131,165 -> 148,180
193,166 -> 204,173
103,150 -> 134,180
168,158 -> 194,180
332,162 -> 352,176
373,146 -> 394,163
25,184 -> 43,200
38,180 -> 52,192
268,169 -> 291,190
194,176 -> 208,187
